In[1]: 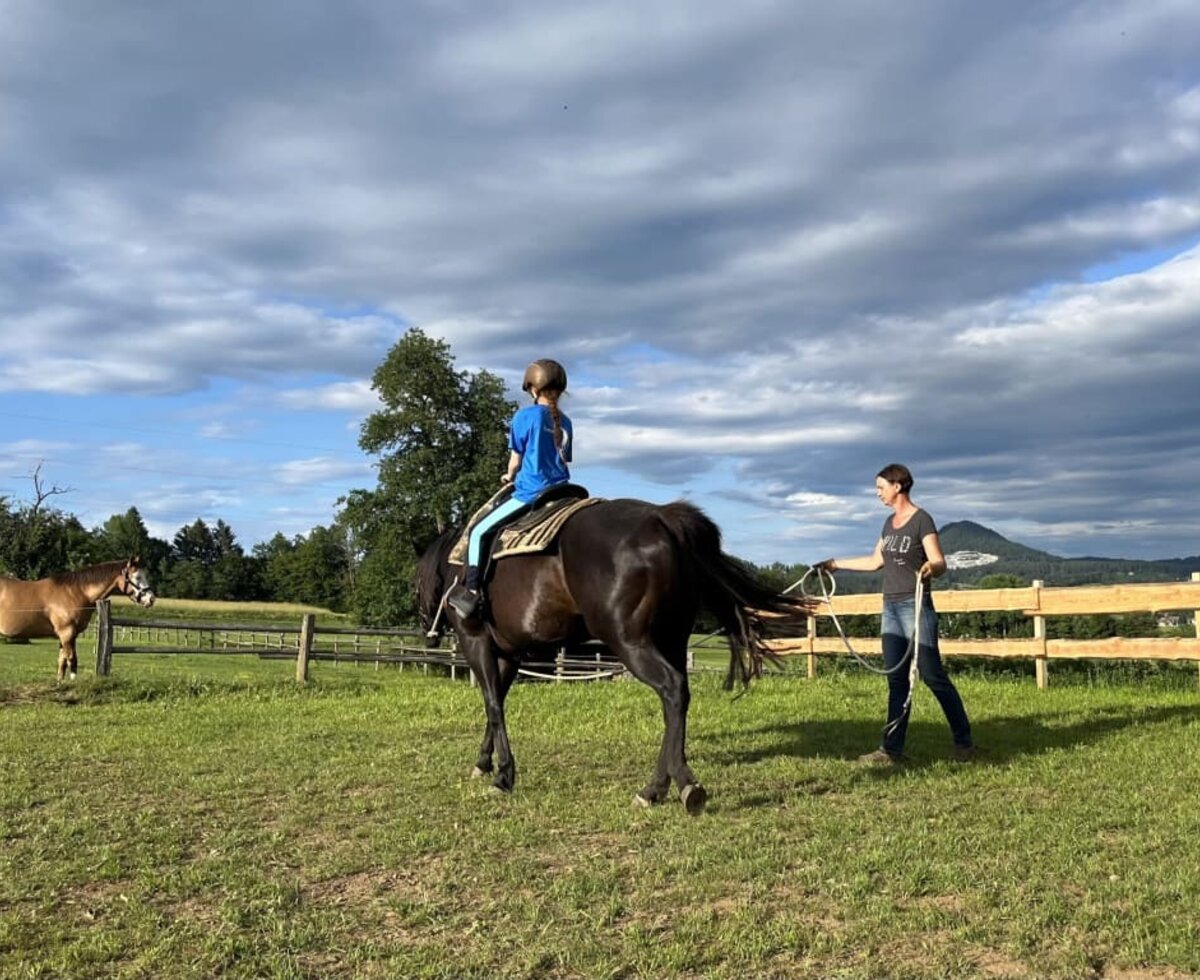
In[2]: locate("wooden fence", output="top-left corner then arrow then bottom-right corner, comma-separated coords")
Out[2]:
93,574 -> 1199,689
92,604 -> 623,684
761,573 -> 1200,688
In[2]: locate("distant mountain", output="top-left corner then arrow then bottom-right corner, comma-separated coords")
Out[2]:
939,521 -> 1054,562
827,520 -> 1199,593
939,520 -> 1200,587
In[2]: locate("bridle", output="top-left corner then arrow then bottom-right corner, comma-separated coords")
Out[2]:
120,569 -> 155,605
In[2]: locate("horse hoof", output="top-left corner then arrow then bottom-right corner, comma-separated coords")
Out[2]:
633,794 -> 654,809
69,672 -> 77,681
488,784 -> 510,796
681,783 -> 707,815
471,766 -> 489,779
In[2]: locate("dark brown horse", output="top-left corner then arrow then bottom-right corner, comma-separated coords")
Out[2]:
417,499 -> 813,813
0,557 -> 156,681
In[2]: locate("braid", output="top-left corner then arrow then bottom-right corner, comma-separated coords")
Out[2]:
544,391 -> 566,462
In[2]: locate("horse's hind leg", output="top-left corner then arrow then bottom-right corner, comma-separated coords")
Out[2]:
472,655 -> 519,779
619,643 -> 705,814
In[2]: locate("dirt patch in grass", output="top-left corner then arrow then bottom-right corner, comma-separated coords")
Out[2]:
973,948 -> 1032,977
303,854 -> 449,906
0,683 -> 77,706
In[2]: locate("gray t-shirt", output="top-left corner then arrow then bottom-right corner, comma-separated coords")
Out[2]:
880,509 -> 937,600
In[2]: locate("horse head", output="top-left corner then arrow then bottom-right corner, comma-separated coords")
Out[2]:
415,528 -> 459,649
121,555 -> 156,608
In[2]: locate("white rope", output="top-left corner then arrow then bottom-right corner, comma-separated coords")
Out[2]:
796,567 -> 922,678
797,567 -> 925,741
516,667 -> 622,681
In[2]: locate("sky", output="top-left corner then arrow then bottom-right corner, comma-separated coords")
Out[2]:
2,0 -> 1199,566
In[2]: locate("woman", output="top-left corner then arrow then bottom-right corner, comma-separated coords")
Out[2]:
446,358 -> 573,619
816,463 -> 974,764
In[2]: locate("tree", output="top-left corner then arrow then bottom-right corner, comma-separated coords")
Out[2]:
0,465 -> 93,578
253,525 -> 352,611
341,329 -> 516,624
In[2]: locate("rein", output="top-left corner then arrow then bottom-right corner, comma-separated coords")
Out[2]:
426,574 -> 459,639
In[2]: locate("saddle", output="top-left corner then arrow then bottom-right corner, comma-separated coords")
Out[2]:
449,483 -> 598,567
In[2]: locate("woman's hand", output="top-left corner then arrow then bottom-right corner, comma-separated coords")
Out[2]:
500,473 -> 513,485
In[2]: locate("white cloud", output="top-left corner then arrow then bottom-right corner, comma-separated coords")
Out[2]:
273,457 -> 369,487
3,0 -> 1200,558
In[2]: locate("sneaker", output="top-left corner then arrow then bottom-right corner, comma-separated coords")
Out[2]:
951,745 -> 976,763
446,585 -> 481,619
857,748 -> 901,766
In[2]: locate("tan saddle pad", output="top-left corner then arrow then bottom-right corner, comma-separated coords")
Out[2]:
449,496 -> 601,566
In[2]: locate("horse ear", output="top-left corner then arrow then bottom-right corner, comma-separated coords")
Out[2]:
128,554 -> 141,567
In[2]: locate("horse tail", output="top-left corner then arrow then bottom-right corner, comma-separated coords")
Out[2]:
655,501 -> 815,690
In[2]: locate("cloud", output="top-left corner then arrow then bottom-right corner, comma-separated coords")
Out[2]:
279,381 -> 380,413
3,1 -> 1200,558
272,457 -> 371,488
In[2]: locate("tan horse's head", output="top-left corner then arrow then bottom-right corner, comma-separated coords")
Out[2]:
120,555 -> 156,607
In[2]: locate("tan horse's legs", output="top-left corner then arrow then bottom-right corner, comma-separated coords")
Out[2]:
56,633 -> 78,682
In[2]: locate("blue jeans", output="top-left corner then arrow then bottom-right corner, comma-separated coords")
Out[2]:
880,597 -> 972,756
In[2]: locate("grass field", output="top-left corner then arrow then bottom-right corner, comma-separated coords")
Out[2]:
2,640 -> 1199,979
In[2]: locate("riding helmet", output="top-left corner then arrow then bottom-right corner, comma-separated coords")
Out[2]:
522,358 -> 568,395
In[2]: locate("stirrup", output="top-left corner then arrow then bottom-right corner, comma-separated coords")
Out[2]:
446,585 -> 481,618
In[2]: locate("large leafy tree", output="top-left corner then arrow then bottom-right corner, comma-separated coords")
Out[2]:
342,328 -> 515,624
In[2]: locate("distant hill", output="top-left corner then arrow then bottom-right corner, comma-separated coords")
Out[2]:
939,520 -> 1200,588
827,520 -> 1200,593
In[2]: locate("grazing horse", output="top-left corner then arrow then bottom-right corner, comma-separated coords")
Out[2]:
0,557 -> 156,681
417,499 -> 813,813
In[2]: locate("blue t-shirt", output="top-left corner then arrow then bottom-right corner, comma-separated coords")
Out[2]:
509,404 -> 572,502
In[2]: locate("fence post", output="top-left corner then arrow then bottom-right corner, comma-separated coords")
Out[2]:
296,613 -> 314,683
94,599 -> 113,677
1193,572 -> 1200,689
1033,579 -> 1048,689
806,612 -> 818,679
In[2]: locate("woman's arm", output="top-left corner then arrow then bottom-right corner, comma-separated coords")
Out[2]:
818,538 -> 885,573
918,531 -> 947,580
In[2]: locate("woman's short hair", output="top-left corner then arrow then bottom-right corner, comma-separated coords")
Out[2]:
876,463 -> 913,494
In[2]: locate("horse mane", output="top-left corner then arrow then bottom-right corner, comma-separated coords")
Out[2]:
48,560 -> 126,587
415,527 -> 461,606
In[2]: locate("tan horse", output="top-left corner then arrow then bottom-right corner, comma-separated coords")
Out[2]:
0,557 -> 156,681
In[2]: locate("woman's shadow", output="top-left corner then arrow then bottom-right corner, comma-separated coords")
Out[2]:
702,702 -> 1198,771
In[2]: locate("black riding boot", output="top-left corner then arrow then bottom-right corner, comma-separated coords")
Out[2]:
447,566 -> 482,618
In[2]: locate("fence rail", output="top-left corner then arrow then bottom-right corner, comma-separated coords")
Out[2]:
93,604 -> 624,684
761,573 -> 1200,688
93,574 -> 1199,689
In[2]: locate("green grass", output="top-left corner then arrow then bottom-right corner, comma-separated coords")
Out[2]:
2,641 -> 1199,978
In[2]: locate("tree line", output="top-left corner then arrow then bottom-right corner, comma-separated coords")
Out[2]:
0,330 -> 1180,639
0,329 -> 513,624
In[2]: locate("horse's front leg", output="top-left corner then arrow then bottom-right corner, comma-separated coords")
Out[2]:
471,655 -> 519,779
56,636 -> 79,682
464,638 -> 518,793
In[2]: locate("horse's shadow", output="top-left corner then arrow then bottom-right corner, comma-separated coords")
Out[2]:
701,702 -> 1198,771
